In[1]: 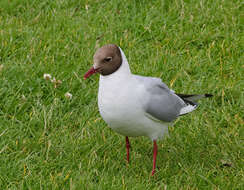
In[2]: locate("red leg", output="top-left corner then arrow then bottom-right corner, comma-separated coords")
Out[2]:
125,136 -> 130,163
151,140 -> 157,176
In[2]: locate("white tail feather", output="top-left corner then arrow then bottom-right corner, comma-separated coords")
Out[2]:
179,104 -> 197,115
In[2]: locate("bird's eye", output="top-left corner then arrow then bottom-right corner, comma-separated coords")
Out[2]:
104,57 -> 112,62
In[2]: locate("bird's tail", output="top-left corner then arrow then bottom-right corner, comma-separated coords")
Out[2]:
176,93 -> 213,103
177,93 -> 213,116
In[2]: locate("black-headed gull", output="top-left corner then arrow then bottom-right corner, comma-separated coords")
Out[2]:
84,44 -> 212,175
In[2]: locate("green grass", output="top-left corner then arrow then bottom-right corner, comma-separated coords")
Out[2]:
0,0 -> 243,189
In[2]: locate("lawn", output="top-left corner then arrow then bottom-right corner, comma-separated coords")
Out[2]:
0,0 -> 243,189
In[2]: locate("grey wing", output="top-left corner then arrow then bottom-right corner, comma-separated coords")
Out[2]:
135,76 -> 186,122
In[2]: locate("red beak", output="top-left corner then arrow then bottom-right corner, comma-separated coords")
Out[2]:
84,67 -> 98,79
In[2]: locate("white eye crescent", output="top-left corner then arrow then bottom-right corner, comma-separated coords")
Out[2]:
104,57 -> 112,62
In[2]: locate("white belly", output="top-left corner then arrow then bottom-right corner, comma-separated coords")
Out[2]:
98,84 -> 142,136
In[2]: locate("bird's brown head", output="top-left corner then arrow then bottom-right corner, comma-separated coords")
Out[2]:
84,44 -> 122,79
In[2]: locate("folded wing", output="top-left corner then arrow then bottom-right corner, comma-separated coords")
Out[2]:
135,76 -> 190,122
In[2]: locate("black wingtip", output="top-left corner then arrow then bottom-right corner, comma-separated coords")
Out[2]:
205,94 -> 213,98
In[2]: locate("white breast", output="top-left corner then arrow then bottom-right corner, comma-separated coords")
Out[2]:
98,75 -> 141,133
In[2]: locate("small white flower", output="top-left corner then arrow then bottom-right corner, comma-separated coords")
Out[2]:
65,92 -> 72,99
43,73 -> 52,80
85,4 -> 89,11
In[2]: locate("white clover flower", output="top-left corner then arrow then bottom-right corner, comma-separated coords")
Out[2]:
43,73 -> 52,80
65,92 -> 72,99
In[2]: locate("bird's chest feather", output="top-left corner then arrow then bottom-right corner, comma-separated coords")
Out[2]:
98,78 -> 144,125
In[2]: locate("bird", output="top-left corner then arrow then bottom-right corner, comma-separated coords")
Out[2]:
84,44 -> 212,175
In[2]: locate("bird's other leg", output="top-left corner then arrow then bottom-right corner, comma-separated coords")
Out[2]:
151,140 -> 158,176
125,136 -> 130,163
